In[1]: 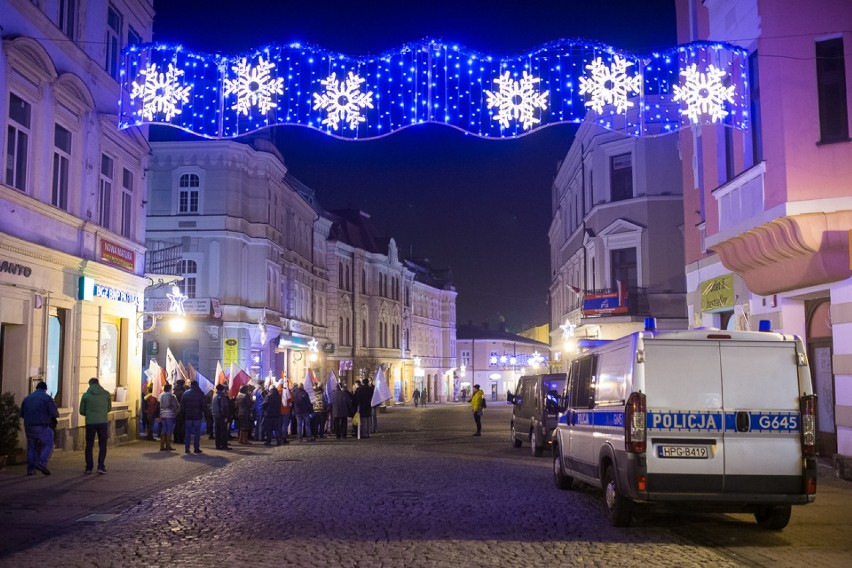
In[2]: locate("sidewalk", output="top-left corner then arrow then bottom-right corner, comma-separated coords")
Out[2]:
0,434 -> 262,557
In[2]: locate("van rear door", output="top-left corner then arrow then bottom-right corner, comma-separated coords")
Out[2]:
644,340 -> 725,493
719,341 -> 803,494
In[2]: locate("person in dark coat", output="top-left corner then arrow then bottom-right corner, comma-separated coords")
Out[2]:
262,384 -> 283,446
173,378 -> 186,444
355,379 -> 374,438
330,383 -> 350,439
20,381 -> 59,475
212,384 -> 231,450
236,385 -> 253,445
292,384 -> 313,441
180,380 -> 205,454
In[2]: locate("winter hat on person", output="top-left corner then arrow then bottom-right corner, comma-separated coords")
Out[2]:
36,381 -> 47,390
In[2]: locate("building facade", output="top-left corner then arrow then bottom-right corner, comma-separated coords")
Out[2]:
676,0 -> 852,476
548,117 -> 687,366
457,324 -> 549,401
1,0 -> 154,452
144,139 -> 330,385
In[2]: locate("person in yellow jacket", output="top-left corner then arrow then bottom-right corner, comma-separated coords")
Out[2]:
470,384 -> 484,437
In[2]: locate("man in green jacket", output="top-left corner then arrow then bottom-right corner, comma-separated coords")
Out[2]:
79,377 -> 112,474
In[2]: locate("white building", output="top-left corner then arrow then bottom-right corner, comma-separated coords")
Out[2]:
144,139 -> 330,385
1,0 -> 154,450
548,117 -> 687,363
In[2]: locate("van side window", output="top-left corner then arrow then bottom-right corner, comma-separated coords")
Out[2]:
595,347 -> 629,406
569,356 -> 595,409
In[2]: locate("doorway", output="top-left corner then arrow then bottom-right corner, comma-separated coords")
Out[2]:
806,299 -> 836,456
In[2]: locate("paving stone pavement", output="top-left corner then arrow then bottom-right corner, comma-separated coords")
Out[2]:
0,404 -> 849,567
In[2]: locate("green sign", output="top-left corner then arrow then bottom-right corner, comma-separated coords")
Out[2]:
701,274 -> 734,312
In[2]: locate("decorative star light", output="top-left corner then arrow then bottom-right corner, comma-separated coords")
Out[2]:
130,63 -> 192,121
223,56 -> 284,116
166,285 -> 187,316
672,63 -> 736,123
308,338 -> 319,352
578,55 -> 642,114
560,321 -> 576,341
312,72 -> 374,130
485,70 -> 549,130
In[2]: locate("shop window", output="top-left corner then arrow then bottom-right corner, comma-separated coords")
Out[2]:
46,311 -> 66,404
99,321 -> 120,393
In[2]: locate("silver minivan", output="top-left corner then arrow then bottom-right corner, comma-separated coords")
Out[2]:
552,325 -> 817,528
509,373 -> 567,457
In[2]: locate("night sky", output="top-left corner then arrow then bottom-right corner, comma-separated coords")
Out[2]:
150,0 -> 676,331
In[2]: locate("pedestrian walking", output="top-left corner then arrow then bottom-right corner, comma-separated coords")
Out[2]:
330,383 -> 350,439
20,381 -> 59,476
293,384 -> 313,441
158,383 -> 179,451
212,384 -> 231,450
180,380 -> 205,454
412,388 -> 420,408
470,383 -> 484,437
237,385 -> 253,445
79,377 -> 112,473
262,382 -> 283,445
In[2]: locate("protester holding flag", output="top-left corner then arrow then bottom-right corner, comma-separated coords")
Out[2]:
252,385 -> 266,441
262,383 -> 283,446
180,380 -> 205,454
173,378 -> 187,444
312,382 -> 329,439
278,382 -> 292,444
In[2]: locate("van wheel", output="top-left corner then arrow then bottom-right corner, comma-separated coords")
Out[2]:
603,467 -> 633,527
530,429 -> 543,457
511,424 -> 522,448
553,452 -> 573,490
754,505 -> 791,530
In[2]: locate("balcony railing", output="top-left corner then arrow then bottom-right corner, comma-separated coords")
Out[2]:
582,286 -> 649,317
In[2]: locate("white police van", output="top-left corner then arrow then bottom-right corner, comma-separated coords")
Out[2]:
552,320 -> 817,529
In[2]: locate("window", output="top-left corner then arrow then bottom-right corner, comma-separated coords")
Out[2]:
177,259 -> 197,298
594,348 -> 629,405
52,125 -> 72,211
120,168 -> 133,238
338,262 -> 343,289
461,350 -> 471,367
127,25 -> 141,47
178,173 -> 199,213
361,268 -> 366,292
567,356 -> 595,409
748,52 -> 763,164
345,317 -> 350,346
59,0 -> 76,39
46,310 -> 67,403
6,93 -> 31,192
105,4 -> 122,80
610,153 -> 633,202
339,317 -> 344,346
99,321 -> 120,393
610,248 -> 637,291
98,155 -> 113,229
816,38 -> 849,143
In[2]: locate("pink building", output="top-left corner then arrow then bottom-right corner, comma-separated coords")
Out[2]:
677,0 -> 852,477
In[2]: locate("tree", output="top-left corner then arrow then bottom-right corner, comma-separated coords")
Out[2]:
353,354 -> 383,384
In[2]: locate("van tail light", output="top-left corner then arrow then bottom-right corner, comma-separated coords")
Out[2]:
800,394 -> 817,457
625,392 -> 646,453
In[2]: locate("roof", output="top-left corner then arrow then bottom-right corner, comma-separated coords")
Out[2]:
456,324 -> 549,347
404,258 -> 454,290
325,209 -> 389,254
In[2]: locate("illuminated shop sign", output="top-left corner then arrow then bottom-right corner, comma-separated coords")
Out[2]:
100,240 -> 136,271
78,276 -> 141,306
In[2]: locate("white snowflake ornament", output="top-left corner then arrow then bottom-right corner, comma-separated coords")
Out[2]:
223,56 -> 284,116
130,63 -> 192,122
312,72 -> 374,130
578,55 -> 642,114
485,70 -> 549,130
672,63 -> 736,124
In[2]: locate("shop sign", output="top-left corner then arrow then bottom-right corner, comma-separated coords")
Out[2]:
223,338 -> 239,368
700,274 -> 734,312
322,342 -> 335,353
0,258 -> 32,278
78,276 -> 141,306
277,334 -> 312,349
100,240 -> 135,271
147,297 -> 213,316
288,319 -> 311,334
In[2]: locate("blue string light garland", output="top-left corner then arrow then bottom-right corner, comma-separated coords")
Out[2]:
119,38 -> 749,140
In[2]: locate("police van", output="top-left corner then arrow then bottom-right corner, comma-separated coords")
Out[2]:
552,321 -> 817,529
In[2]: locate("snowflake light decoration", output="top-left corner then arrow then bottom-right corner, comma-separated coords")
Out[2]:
671,63 -> 736,123
130,63 -> 192,122
223,56 -> 284,116
485,70 -> 549,130
578,55 -> 642,114
312,72 -> 374,130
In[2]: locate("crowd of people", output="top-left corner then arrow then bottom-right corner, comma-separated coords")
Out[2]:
140,377 -> 386,450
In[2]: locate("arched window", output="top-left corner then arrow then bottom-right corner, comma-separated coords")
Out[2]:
178,173 -> 200,213
345,317 -> 351,345
177,259 -> 197,298
361,268 -> 366,292
345,264 -> 350,291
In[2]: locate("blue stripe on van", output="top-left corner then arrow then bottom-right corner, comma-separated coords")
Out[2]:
559,409 -> 625,428
723,411 -> 800,432
558,409 -> 800,433
647,411 -> 724,432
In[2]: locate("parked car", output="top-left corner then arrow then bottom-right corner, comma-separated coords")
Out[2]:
552,323 -> 817,528
508,373 -> 567,456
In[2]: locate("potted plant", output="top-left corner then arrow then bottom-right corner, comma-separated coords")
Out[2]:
0,392 -> 21,469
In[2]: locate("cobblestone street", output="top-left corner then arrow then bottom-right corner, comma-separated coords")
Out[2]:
1,404 -> 850,567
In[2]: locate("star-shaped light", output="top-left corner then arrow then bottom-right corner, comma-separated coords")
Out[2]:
560,321 -> 576,341
308,338 -> 319,352
167,285 -> 187,315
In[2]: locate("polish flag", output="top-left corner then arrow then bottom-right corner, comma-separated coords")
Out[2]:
215,361 -> 227,386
